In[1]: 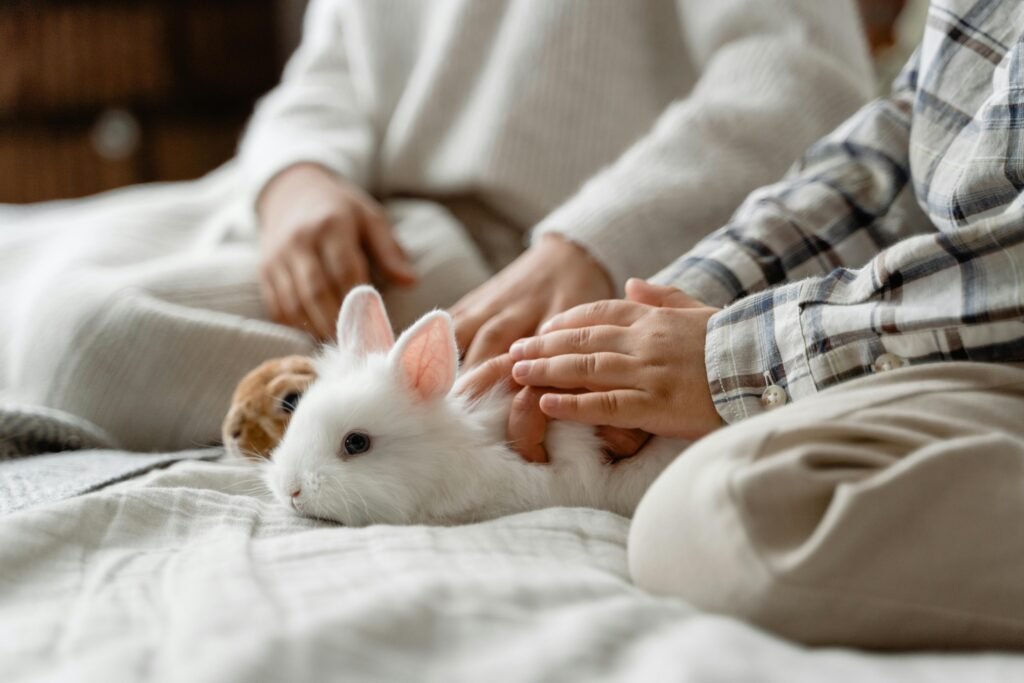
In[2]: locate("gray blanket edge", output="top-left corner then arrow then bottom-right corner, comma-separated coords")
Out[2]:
0,401 -> 220,513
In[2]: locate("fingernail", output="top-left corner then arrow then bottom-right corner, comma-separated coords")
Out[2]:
539,394 -> 560,411
512,360 -> 532,379
509,338 -> 530,359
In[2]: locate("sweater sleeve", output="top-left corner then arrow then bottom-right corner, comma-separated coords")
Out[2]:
530,0 -> 875,294
237,0 -> 376,209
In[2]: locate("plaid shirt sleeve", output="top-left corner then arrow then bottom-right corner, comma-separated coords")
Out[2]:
654,46 -> 1024,423
655,55 -> 923,309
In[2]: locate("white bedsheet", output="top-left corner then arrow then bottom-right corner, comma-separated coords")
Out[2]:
1,459 -> 1021,682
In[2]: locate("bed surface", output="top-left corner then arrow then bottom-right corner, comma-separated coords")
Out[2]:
1,457 -> 1021,682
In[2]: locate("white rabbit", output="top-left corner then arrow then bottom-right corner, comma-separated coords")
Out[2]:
265,286 -> 687,526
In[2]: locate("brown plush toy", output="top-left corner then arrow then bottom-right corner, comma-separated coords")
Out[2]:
222,355 -> 318,461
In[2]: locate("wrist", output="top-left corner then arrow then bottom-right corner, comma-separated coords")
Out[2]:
537,233 -> 614,298
257,163 -> 344,222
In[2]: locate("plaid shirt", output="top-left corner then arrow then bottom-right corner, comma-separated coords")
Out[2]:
656,0 -> 1024,423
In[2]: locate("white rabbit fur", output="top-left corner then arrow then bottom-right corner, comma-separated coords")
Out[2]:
265,286 -> 687,526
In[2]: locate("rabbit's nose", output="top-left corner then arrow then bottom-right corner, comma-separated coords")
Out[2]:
290,489 -> 302,511
290,488 -> 301,498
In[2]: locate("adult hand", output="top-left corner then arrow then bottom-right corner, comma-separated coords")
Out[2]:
456,352 -> 552,464
450,234 -> 613,367
454,354 -> 565,463
257,163 -> 416,340
455,350 -> 660,464
508,278 -> 723,440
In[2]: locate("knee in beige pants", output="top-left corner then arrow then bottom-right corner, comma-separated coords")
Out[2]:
629,362 -> 1024,649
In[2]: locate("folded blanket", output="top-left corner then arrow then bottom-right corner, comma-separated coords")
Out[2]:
0,447 -> 218,515
0,400 -> 217,514
2,458 -> 1020,682
0,401 -> 117,458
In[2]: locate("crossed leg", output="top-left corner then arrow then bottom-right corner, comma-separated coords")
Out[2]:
629,362 -> 1024,649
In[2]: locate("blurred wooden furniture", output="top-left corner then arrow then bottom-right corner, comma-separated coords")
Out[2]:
0,0 -> 281,203
1,0 -> 908,204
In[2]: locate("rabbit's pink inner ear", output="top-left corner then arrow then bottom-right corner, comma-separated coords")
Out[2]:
395,313 -> 457,402
337,286 -> 395,357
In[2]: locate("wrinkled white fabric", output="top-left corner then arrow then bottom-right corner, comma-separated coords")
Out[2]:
0,170 -> 492,451
1,459 -> 1020,682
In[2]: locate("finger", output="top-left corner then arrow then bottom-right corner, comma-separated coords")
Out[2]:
259,264 -> 283,323
463,308 -> 537,368
360,209 -> 417,286
597,426 -> 651,459
319,232 -> 353,292
265,261 -> 305,330
338,246 -> 372,294
509,325 -> 628,361
319,288 -> 344,341
452,310 -> 487,360
319,237 -> 370,334
511,353 -> 637,391
538,389 -> 648,427
508,387 -> 550,463
539,299 -> 647,335
288,251 -> 337,340
625,278 -> 703,309
453,353 -> 517,400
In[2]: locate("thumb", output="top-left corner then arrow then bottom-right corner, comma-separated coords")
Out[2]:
508,386 -> 550,463
625,278 -> 702,309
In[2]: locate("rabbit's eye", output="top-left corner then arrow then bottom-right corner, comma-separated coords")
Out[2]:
280,392 -> 302,414
343,431 -> 372,456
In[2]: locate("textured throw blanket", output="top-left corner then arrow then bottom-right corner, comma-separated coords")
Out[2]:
0,400 -> 216,514
1,458 -> 1021,682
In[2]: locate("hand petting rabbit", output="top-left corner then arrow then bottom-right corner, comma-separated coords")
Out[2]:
263,286 -> 688,526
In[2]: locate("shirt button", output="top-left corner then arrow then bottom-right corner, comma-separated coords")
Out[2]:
760,384 -> 788,410
872,353 -> 907,373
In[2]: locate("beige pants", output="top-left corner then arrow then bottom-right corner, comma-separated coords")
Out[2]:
629,361 -> 1024,650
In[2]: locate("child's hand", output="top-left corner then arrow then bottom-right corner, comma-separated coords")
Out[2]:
258,163 -> 417,340
508,279 -> 723,440
454,352 -> 650,463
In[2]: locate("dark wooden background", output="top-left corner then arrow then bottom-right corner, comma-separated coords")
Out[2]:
0,0 -> 286,203
0,0 -> 908,204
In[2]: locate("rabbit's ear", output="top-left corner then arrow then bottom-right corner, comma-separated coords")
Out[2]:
390,311 -> 458,402
337,286 -> 395,357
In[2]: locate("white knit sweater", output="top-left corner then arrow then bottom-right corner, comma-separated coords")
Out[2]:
240,0 -> 875,290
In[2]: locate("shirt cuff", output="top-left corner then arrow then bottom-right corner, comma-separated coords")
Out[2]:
703,283 -> 815,424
